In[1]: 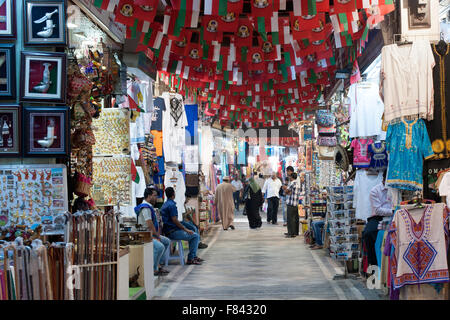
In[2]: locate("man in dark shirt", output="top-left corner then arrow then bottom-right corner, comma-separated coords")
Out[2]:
161,187 -> 203,265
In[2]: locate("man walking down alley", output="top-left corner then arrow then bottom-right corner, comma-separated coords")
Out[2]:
262,172 -> 282,225
215,176 -> 236,230
231,176 -> 243,211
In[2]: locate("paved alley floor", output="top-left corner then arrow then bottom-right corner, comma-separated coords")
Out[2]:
152,209 -> 386,300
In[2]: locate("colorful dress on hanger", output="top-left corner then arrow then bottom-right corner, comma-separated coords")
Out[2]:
350,138 -> 373,168
368,141 -> 388,170
389,203 -> 449,289
386,118 -> 434,191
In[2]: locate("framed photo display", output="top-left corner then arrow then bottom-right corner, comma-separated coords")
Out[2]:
0,0 -> 16,39
0,44 -> 15,99
23,0 -> 66,45
23,106 -> 69,156
0,105 -> 20,156
20,51 -> 66,103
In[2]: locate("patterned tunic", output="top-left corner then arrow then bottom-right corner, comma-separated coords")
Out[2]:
386,118 -> 434,191
389,203 -> 449,289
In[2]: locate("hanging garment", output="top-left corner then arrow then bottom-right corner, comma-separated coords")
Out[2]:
151,97 -> 166,131
162,92 -> 188,163
389,203 -> 449,290
425,43 -> 450,158
386,118 -> 434,191
349,82 -> 385,138
353,170 -> 383,221
381,40 -> 435,123
350,138 -> 374,168
368,141 -> 388,170
164,168 -> 186,219
184,104 -> 198,145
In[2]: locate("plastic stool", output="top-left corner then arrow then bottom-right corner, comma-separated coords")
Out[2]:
164,240 -> 185,266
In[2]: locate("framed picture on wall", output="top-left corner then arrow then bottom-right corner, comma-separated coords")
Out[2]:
0,44 -> 15,99
23,0 -> 66,45
0,0 -> 16,39
0,105 -> 20,156
23,106 -> 69,156
408,0 -> 431,29
20,51 -> 66,103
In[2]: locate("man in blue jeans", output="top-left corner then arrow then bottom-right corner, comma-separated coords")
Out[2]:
161,187 -> 204,265
135,187 -> 171,276
311,220 -> 325,249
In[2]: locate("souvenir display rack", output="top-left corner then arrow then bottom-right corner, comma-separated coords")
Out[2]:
91,107 -> 132,207
0,164 -> 69,236
326,186 -> 359,261
310,193 -> 327,217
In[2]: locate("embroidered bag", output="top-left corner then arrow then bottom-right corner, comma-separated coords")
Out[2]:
316,110 -> 335,127
317,135 -> 337,146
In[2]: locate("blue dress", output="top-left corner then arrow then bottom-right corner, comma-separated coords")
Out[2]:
368,141 -> 388,170
386,118 -> 434,191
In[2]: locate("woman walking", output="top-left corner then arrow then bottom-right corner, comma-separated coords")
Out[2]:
243,177 -> 264,229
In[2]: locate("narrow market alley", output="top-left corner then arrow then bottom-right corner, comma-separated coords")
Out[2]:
152,212 -> 385,300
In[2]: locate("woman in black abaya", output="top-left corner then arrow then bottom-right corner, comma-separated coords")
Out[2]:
242,177 -> 264,229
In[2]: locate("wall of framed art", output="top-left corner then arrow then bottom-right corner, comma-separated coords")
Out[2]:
0,104 -> 20,156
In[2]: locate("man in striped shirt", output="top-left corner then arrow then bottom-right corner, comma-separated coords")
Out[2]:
283,172 -> 301,238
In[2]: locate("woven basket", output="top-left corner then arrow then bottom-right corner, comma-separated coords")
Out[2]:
74,173 -> 92,197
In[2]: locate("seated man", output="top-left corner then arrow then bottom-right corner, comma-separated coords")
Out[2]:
161,187 -> 204,265
310,220 -> 325,250
135,187 -> 170,276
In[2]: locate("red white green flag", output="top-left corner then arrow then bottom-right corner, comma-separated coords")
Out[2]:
292,0 -> 317,16
204,0 -> 243,16
131,159 -> 140,184
93,0 -> 117,12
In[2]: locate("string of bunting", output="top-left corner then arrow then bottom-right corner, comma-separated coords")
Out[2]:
93,0 -> 395,128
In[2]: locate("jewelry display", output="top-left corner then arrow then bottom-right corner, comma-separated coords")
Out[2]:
92,108 -> 130,155
92,157 -> 131,206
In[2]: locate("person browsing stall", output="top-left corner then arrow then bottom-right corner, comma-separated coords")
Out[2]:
135,187 -> 171,276
161,187 -> 204,265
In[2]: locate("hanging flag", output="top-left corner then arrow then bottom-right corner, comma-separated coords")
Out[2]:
350,59 -> 361,84
202,15 -> 224,42
114,0 -> 157,25
204,0 -> 243,16
217,12 -> 239,32
333,0 -> 357,13
235,18 -> 253,47
170,29 -> 192,55
184,43 -> 203,67
131,159 -> 140,184
140,23 -> 164,49
310,21 -> 332,41
93,0 -> 117,12
251,0 -> 274,19
292,0 -> 317,17
316,0 -> 330,12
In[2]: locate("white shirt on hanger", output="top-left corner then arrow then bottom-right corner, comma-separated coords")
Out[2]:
348,82 -> 384,138
381,40 -> 435,122
162,92 -> 188,164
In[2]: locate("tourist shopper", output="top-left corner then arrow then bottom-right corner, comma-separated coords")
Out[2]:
242,176 -> 264,229
255,172 -> 266,190
161,187 -> 203,265
231,175 -> 244,210
215,176 -> 236,230
283,173 -> 301,238
135,188 -> 170,275
262,172 -> 282,224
